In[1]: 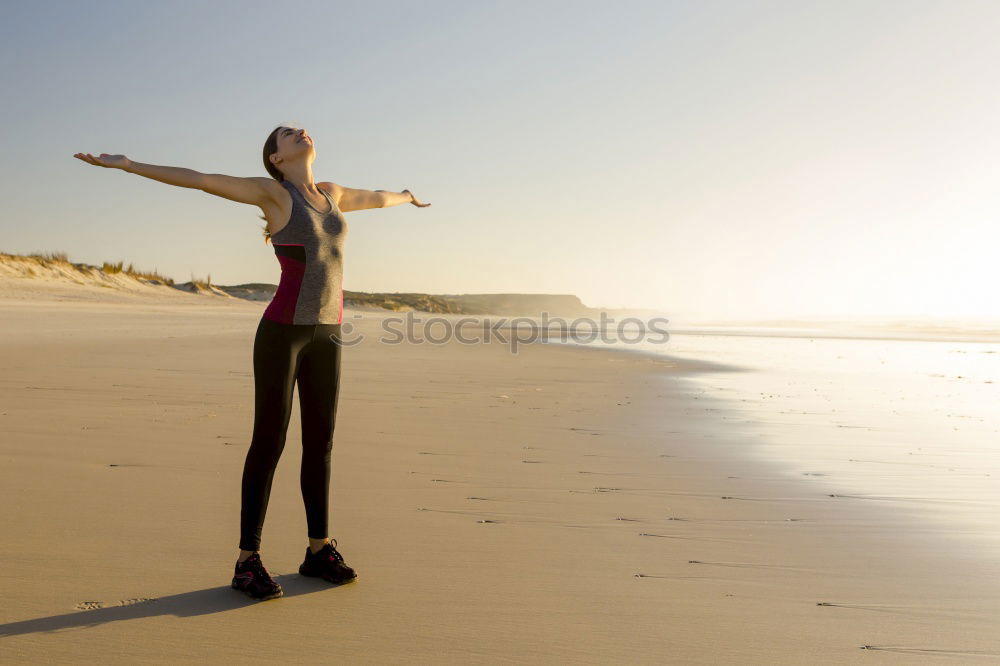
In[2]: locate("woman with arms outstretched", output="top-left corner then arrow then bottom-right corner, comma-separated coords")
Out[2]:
74,125 -> 430,600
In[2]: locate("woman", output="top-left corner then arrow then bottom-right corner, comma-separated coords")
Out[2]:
73,125 -> 431,601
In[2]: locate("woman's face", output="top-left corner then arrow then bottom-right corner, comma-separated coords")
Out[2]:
271,126 -> 314,170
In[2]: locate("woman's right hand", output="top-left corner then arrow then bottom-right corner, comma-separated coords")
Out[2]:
73,152 -> 133,171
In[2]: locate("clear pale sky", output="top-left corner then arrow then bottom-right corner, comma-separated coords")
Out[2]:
2,0 -> 998,320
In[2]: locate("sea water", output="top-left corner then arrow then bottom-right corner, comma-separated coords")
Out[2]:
547,321 -> 1000,554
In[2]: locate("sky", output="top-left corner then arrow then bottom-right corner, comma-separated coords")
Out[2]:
2,0 -> 998,321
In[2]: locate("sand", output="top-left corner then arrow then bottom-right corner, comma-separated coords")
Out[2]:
2,290 -> 1000,664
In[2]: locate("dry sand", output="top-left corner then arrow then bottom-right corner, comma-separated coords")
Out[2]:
2,286 -> 1000,663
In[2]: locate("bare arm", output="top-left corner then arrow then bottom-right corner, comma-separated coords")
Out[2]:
326,182 -> 431,212
128,161 -> 278,207
74,152 -> 277,208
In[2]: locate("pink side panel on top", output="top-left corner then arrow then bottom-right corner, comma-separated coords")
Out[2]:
262,246 -> 306,324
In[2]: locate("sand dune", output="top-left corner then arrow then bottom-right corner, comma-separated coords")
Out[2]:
0,252 -> 642,319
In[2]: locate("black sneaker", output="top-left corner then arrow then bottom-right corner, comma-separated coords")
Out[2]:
232,552 -> 283,600
299,538 -> 357,584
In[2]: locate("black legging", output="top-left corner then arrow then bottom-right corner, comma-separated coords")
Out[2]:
239,316 -> 343,552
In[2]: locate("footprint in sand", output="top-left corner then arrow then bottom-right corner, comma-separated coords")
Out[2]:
76,597 -> 156,611
688,560 -> 812,572
859,646 -> 1000,657
638,533 -> 704,540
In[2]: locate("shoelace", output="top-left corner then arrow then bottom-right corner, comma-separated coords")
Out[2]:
241,556 -> 275,585
322,539 -> 346,564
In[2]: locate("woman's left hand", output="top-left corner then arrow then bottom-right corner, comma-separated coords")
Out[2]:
403,189 -> 431,207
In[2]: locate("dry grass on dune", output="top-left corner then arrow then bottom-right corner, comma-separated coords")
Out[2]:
0,250 -> 264,302
2,250 -> 175,286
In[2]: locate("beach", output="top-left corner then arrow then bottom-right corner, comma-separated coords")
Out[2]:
8,0 -> 1000,660
3,291 -> 1000,664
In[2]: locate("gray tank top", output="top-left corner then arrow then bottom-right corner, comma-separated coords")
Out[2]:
262,181 -> 349,325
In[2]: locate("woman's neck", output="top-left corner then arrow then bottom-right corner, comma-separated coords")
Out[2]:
282,164 -> 318,191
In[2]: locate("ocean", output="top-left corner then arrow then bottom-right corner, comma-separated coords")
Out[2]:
548,319 -> 1000,556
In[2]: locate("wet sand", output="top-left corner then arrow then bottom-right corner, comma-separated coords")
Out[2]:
2,295 -> 1000,663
